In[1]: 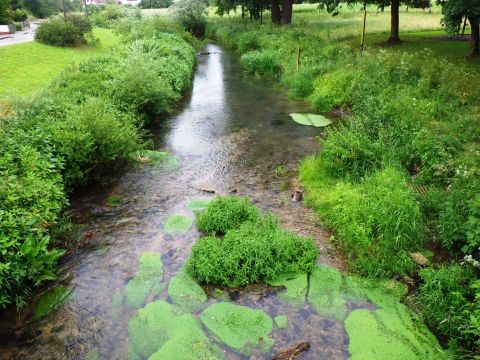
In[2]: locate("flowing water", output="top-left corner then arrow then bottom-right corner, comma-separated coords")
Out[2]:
0,45 -> 353,359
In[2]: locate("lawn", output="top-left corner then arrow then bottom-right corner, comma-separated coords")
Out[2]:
0,28 -> 121,98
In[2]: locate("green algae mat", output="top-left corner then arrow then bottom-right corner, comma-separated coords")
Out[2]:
127,300 -> 224,360
164,215 -> 193,235
132,150 -> 181,171
200,302 -> 275,356
187,198 -> 212,212
125,252 -> 164,309
168,267 -> 207,312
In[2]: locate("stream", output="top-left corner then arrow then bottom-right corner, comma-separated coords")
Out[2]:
1,44 -> 353,359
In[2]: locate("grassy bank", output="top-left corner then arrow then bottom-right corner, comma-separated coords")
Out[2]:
208,5 -> 480,356
0,18 -> 197,310
0,28 -> 121,98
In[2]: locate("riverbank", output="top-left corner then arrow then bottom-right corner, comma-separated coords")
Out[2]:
0,20 -> 197,311
207,7 -> 480,357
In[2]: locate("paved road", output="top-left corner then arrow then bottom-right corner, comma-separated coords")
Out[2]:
0,22 -> 39,47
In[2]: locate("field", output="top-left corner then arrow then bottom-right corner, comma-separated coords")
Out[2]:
0,28 -> 120,98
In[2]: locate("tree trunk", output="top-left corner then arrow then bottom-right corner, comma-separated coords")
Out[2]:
271,0 -> 281,24
281,0 -> 292,25
469,16 -> 480,57
388,0 -> 400,42
241,5 -> 244,19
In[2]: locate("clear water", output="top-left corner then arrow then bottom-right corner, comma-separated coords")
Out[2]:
0,45 -> 351,360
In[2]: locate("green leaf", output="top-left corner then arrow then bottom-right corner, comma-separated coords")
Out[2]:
289,113 -> 332,127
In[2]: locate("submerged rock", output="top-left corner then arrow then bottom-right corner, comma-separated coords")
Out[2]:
34,285 -> 73,320
168,267 -> 207,312
266,273 -> 308,306
200,302 -> 275,356
125,252 -> 164,309
308,265 -> 347,321
127,300 -> 224,360
164,215 -> 193,235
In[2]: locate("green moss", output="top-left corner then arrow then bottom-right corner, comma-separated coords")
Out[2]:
345,307 -> 447,360
133,150 -> 181,171
111,291 -> 123,320
34,285 -> 73,320
274,315 -> 288,330
213,288 -> 230,301
266,273 -> 308,306
164,215 -> 193,235
168,267 -> 207,312
187,199 -> 212,212
107,195 -> 121,207
308,265 -> 347,321
128,300 -> 224,360
200,302 -> 274,356
125,252 -> 164,309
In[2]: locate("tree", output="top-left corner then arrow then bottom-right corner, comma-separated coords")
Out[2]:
319,0 -> 430,43
0,0 -> 10,23
438,0 -> 480,56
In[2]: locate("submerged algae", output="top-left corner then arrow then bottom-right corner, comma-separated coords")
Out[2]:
274,315 -> 288,330
168,267 -> 207,312
125,252 -> 164,309
164,215 -> 193,235
308,265 -> 347,321
127,300 -> 224,360
34,285 -> 73,320
266,273 -> 308,306
187,199 -> 212,212
200,302 -> 274,356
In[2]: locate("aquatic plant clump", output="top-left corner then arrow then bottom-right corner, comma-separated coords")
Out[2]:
132,150 -> 181,171
164,215 -> 193,235
168,267 -> 207,312
196,196 -> 260,234
187,215 -> 318,287
125,252 -> 164,309
289,113 -> 332,128
200,302 -> 274,356
34,285 -> 73,320
187,198 -> 212,212
127,300 -> 224,360
274,315 -> 288,329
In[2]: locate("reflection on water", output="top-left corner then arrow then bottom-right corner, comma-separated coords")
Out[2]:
0,45 -> 347,359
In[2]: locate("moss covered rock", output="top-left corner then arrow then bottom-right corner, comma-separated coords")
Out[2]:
34,285 -> 73,320
308,265 -> 347,321
200,302 -> 274,356
127,300 -> 224,360
345,307 -> 446,359
266,273 -> 308,306
168,267 -> 207,312
164,215 -> 193,235
125,252 -> 164,309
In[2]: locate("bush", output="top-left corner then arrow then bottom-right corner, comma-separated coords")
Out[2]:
91,4 -> 123,28
139,0 -> 172,8
417,264 -> 480,354
241,50 -> 281,77
172,0 -> 207,37
35,16 -> 92,47
10,8 -> 28,22
196,196 -> 260,235
187,201 -> 318,287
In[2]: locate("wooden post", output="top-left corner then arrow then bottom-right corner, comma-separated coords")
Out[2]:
360,2 -> 366,51
296,46 -> 301,70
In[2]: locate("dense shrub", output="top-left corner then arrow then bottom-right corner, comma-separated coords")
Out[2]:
187,199 -> 318,287
196,196 -> 260,234
172,0 -> 207,37
0,30 -> 195,309
240,50 -> 281,77
417,264 -> 480,353
35,16 -> 92,47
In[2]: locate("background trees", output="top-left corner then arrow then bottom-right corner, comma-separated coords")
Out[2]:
438,0 -> 480,56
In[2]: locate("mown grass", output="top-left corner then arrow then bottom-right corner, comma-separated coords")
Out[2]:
0,28 -> 120,98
